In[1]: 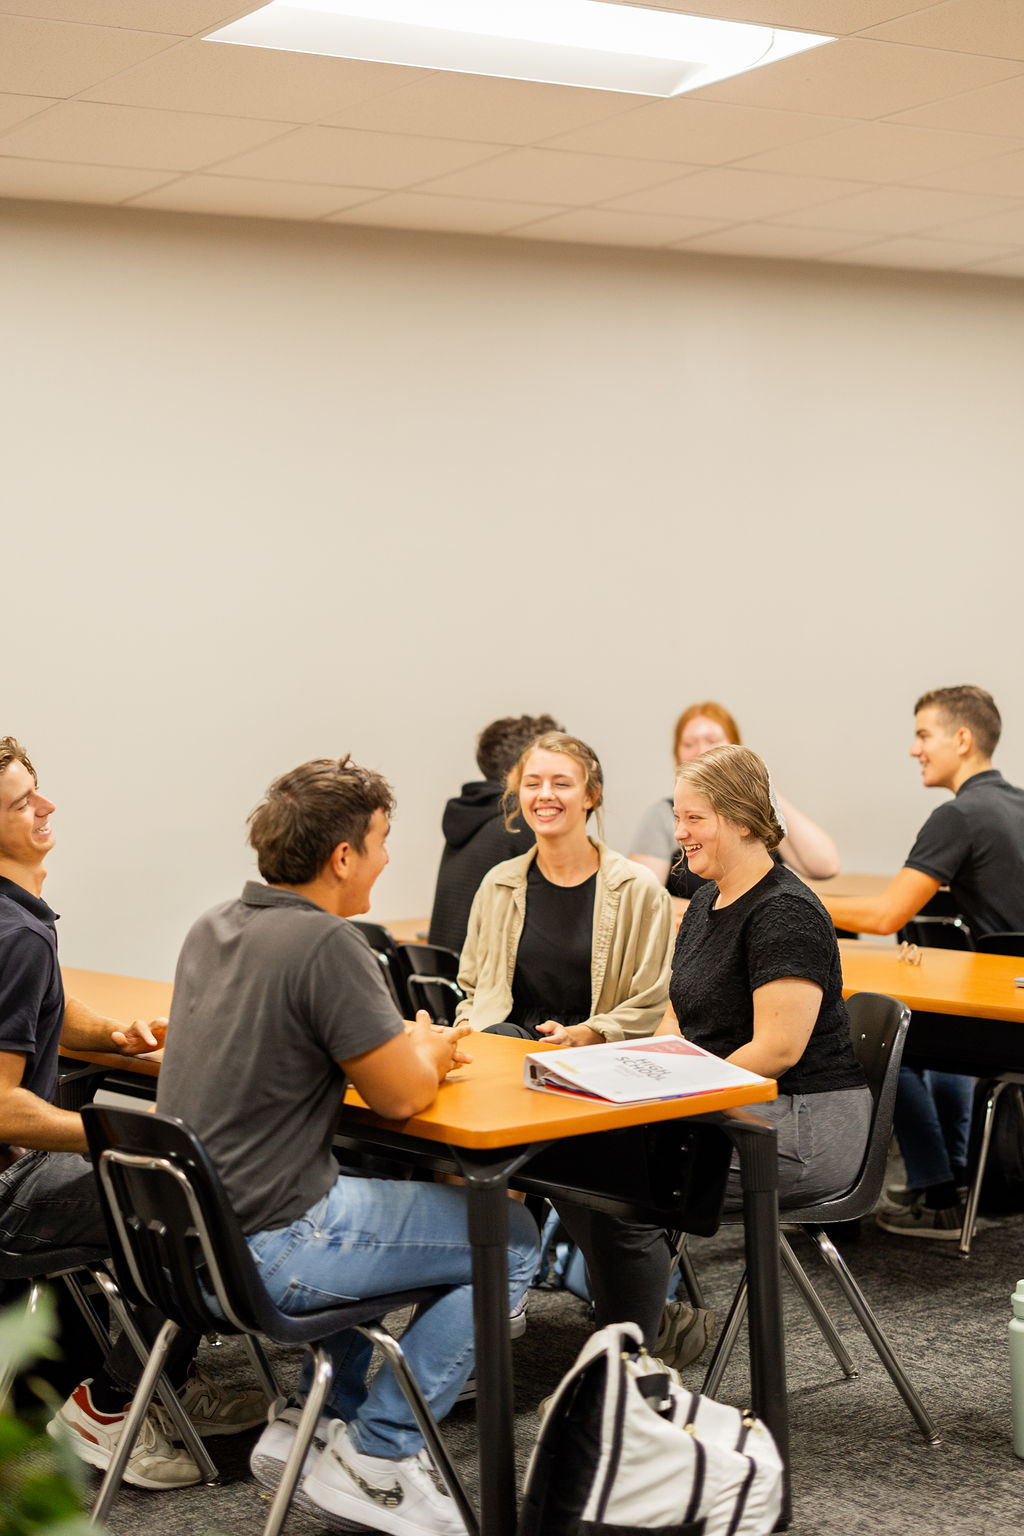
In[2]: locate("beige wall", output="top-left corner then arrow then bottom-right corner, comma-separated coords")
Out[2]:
2,198 -> 1020,978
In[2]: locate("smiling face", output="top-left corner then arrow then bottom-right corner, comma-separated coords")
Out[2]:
0,759 -> 56,875
672,784 -> 749,884
676,715 -> 731,765
910,706 -> 964,791
517,749 -> 594,842
337,806 -> 390,918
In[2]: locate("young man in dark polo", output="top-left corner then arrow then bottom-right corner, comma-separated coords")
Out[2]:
0,736 -> 265,1486
157,756 -> 538,1536
820,686 -> 1024,1237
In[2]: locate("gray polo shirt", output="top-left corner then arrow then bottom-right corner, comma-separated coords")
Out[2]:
158,882 -> 403,1235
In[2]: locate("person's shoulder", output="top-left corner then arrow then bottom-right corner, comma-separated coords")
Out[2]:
478,847 -> 535,888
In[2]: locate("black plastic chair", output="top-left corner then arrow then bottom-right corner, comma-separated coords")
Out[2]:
898,914 -> 974,950
351,921 -> 413,1015
700,992 -> 940,1444
0,1241 -> 215,1482
401,942 -> 465,1026
955,932 -> 1024,1256
80,1103 -> 475,1536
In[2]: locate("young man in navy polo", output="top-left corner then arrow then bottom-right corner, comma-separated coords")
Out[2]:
820,687 -> 1024,1237
0,736 -> 265,1486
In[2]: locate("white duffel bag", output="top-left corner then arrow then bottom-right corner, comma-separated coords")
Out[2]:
518,1322 -> 784,1535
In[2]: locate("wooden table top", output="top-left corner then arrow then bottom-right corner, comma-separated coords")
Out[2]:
60,968 -> 776,1146
839,940 -> 1024,1023
342,1030 -> 776,1150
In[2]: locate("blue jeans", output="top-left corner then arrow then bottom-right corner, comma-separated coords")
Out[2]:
247,1173 -> 539,1459
893,1066 -> 974,1190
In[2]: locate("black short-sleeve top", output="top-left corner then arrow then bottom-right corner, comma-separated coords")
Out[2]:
669,864 -> 864,1096
0,875 -> 64,1108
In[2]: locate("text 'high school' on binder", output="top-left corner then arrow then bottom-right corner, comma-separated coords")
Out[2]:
523,1034 -> 769,1105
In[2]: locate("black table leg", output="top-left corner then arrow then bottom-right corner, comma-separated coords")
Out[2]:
723,1112 -> 790,1528
455,1146 -> 540,1536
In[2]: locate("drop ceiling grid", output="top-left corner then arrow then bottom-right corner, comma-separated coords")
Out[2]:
0,1 -> 1023,277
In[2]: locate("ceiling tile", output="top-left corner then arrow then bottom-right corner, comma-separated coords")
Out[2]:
695,38 -> 1023,118
825,233 -> 1019,269
0,3 -> 240,30
541,97 -> 849,165
911,149 -> 1024,197
926,204 -> 1024,242
768,183 -> 1012,231
127,172 -> 376,219
323,71 -> 637,144
0,14 -> 178,97
326,191 -> 560,234
215,125 -> 506,188
0,93 -> 58,132
606,166 -> 861,220
510,208 -> 726,247
0,153 -> 172,201
418,147 -> 689,205
890,74 -> 1024,136
80,39 -> 429,122
673,222 -> 871,258
735,121 -> 1021,182
616,0 -> 925,29
865,0 -> 1024,60
0,101 -> 291,171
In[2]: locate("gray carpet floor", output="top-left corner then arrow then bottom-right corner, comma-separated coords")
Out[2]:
88,1181 -> 1024,1536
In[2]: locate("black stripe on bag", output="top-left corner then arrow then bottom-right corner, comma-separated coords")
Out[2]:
682,1393 -> 706,1527
593,1351 -> 630,1521
723,1456 -> 757,1536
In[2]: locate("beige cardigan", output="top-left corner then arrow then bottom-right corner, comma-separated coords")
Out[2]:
454,842 -> 673,1042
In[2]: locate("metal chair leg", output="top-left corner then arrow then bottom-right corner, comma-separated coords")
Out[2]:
63,1270 -> 114,1357
261,1347 -> 332,1536
960,1079 -> 1012,1259
780,1233 -> 858,1378
244,1334 -> 282,1404
807,1227 -> 941,1444
90,1318 -> 178,1525
89,1268 -> 217,1483
701,1271 -> 749,1399
671,1232 -> 707,1311
363,1322 -> 479,1536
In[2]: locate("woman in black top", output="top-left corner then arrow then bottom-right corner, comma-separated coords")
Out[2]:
661,743 -> 869,1207
569,744 -> 869,1356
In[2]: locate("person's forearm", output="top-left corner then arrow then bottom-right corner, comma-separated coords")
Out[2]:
60,996 -> 125,1052
727,1040 -> 799,1080
776,796 -> 839,880
0,1090 -> 87,1153
821,894 -> 900,935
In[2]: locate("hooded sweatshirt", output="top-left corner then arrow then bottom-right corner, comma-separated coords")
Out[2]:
428,781 -> 535,953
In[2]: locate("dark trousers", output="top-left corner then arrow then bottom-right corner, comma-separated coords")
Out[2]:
0,1149 -> 197,1393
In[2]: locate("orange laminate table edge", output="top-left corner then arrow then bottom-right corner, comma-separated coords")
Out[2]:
838,940 -> 1024,1023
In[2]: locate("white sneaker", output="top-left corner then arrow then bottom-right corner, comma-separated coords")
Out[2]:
177,1367 -> 268,1438
303,1422 -> 469,1536
48,1380 -> 201,1490
250,1395 -> 336,1495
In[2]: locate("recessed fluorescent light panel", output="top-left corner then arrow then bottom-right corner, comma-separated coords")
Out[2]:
206,1 -> 834,98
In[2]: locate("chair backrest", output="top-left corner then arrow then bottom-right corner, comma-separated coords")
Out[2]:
398,942 -> 460,982
898,915 -> 974,951
80,1103 -> 279,1341
406,974 -> 464,1026
784,992 -> 910,1225
351,921 -> 412,1014
975,931 -> 1024,957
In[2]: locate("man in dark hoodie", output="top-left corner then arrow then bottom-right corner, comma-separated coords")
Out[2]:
428,714 -> 561,953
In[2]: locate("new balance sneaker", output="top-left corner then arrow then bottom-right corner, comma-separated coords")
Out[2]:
654,1300 -> 716,1370
48,1380 -> 201,1490
876,1199 -> 964,1240
177,1367 -> 268,1438
250,1395 -> 336,1492
303,1422 -> 469,1536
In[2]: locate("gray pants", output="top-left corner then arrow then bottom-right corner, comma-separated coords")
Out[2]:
552,1087 -> 873,1350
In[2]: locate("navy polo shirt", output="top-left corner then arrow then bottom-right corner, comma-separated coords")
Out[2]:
0,874 -> 64,1106
904,769 -> 1024,939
